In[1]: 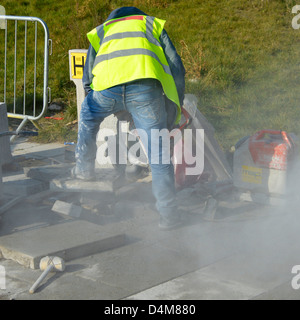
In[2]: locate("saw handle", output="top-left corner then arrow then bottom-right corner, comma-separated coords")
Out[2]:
178,107 -> 192,131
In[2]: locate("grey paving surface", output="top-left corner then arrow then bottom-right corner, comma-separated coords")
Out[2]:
0,139 -> 300,300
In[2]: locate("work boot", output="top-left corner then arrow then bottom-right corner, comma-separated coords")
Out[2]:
70,167 -> 95,181
125,164 -> 145,181
159,216 -> 183,230
158,211 -> 185,230
158,208 -> 188,230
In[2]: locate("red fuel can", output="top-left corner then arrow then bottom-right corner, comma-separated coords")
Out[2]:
233,130 -> 297,196
249,130 -> 294,171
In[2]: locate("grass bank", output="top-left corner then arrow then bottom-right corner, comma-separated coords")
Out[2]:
1,0 -> 300,152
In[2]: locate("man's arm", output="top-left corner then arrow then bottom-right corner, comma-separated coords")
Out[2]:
160,29 -> 186,106
82,44 -> 96,94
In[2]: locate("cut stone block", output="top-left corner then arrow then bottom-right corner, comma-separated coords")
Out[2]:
50,177 -> 114,193
52,200 -> 82,218
49,167 -> 130,193
23,164 -> 72,182
3,174 -> 49,196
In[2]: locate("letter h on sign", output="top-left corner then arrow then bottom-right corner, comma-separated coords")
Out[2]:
70,52 -> 87,79
73,55 -> 85,78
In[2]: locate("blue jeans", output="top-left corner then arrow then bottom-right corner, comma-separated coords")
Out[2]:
75,79 -> 177,220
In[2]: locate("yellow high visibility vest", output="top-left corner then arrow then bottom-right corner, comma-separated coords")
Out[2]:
87,14 -> 181,124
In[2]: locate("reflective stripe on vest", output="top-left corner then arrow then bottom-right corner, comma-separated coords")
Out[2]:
93,49 -> 172,76
87,15 -> 181,123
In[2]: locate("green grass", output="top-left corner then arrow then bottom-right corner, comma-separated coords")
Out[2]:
1,0 -> 300,150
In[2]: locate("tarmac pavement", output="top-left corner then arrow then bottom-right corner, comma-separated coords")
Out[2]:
1,138 -> 300,300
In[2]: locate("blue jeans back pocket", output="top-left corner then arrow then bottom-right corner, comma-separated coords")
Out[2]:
93,91 -> 116,113
132,95 -> 164,127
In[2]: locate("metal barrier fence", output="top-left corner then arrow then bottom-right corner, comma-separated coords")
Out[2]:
0,14 -> 51,139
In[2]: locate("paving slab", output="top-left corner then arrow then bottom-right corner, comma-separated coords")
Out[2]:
253,280 -> 300,300
49,167 -> 122,193
3,174 -> 49,196
1,200 -> 299,300
50,167 -> 152,195
23,164 -> 72,182
125,205 -> 300,300
50,177 -> 115,193
11,141 -> 65,159
125,236 -> 296,300
124,250 -> 280,300
0,220 -> 127,269
125,261 -> 264,300
2,139 -> 300,300
10,240 -> 203,300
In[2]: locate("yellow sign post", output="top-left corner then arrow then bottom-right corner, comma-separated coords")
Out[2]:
69,49 -> 88,121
